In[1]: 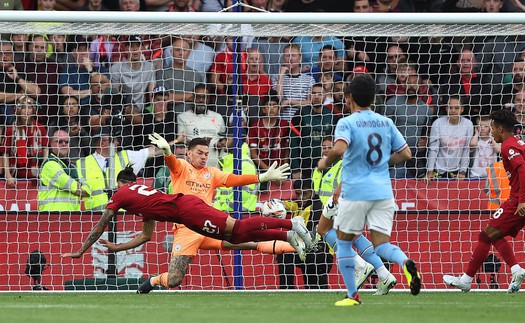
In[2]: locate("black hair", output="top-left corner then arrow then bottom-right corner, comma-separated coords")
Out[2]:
266,89 -> 280,105
346,74 -> 376,108
194,83 -> 207,92
490,109 -> 518,133
188,137 -> 210,150
117,164 -> 136,183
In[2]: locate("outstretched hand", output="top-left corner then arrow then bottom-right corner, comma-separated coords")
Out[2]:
259,162 -> 291,182
99,239 -> 119,252
148,132 -> 172,156
62,251 -> 83,259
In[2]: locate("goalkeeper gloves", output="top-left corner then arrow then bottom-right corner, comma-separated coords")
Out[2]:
148,132 -> 172,156
258,161 -> 291,182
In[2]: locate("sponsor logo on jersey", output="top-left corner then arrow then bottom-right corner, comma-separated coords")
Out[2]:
507,148 -> 520,160
185,180 -> 211,189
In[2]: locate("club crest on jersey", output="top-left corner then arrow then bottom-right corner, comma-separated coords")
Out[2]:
203,172 -> 211,179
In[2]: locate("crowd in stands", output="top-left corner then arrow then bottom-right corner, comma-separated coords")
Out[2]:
0,0 -> 524,187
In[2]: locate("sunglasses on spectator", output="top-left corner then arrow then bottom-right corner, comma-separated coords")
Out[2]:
54,139 -> 70,144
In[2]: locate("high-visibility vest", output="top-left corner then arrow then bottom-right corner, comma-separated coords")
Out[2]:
213,143 -> 257,212
313,160 -> 343,205
485,161 -> 510,210
38,153 -> 89,211
76,151 -> 129,211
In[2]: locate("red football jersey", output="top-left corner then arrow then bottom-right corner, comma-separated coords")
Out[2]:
106,183 -> 183,222
501,135 -> 525,202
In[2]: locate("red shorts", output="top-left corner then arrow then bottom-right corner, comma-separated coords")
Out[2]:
172,195 -> 229,240
489,199 -> 525,237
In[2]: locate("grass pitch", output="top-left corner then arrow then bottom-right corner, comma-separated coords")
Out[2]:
1,291 -> 523,323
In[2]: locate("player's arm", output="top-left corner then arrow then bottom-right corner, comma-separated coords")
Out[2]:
318,140 -> 346,171
149,133 -> 184,174
62,208 -> 115,258
224,161 -> 291,186
100,220 -> 155,252
389,145 -> 412,166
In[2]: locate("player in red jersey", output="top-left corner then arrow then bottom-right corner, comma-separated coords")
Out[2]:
444,109 -> 525,293
62,166 -> 308,260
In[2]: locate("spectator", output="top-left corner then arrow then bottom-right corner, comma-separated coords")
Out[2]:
120,104 -> 151,151
425,96 -> 473,181
48,96 -> 90,163
39,0 -> 56,10
176,83 -> 225,144
439,48 -> 494,117
167,0 -> 196,11
385,59 -> 416,101
81,72 -> 115,135
469,116 -> 500,178
89,35 -> 118,70
310,45 -> 344,83
15,35 -> 59,125
81,0 -> 109,10
157,37 -> 203,104
501,59 -> 525,108
11,33 -> 28,63
119,0 -> 140,11
59,36 -> 107,106
76,128 -> 162,210
274,43 -> 315,121
55,0 -> 86,10
247,92 -> 290,190
250,36 -> 289,78
0,41 -> 41,132
163,35 -> 216,83
196,0 -> 231,12
323,79 -> 348,120
38,129 -> 90,211
276,179 -> 333,289
209,36 -> 247,95
144,86 -> 177,176
376,44 -> 406,95
1,96 -> 49,188
243,48 -> 272,99
512,90 -> 525,138
289,83 -> 334,180
268,0 -> 287,11
385,74 -> 433,178
292,35 -> 345,72
110,35 -> 156,111
50,34 -> 68,66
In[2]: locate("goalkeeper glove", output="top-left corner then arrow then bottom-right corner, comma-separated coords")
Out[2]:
148,132 -> 172,156
258,162 -> 291,182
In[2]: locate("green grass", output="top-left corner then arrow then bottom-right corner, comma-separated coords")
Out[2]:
1,291 -> 524,323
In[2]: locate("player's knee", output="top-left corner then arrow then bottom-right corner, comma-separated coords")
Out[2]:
167,273 -> 183,288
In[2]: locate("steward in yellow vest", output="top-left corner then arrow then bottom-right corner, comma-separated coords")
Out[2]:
312,159 -> 342,206
213,143 -> 257,212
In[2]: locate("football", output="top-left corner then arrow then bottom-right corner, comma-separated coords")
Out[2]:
261,199 -> 287,219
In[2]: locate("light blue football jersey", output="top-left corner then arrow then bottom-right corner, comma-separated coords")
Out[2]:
334,110 -> 407,201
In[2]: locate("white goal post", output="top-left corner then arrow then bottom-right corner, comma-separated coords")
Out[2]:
0,11 -> 524,292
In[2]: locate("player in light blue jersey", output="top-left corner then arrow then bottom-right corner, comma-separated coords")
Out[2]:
318,74 -> 421,306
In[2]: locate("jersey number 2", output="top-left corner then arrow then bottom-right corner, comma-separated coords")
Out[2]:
129,184 -> 157,196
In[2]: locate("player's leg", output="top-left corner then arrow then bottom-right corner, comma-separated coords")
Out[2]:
137,226 -> 202,293
368,199 -> 420,295
333,197 -> 364,306
485,211 -> 525,293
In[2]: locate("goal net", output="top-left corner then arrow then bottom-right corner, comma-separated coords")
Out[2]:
1,11 -> 524,292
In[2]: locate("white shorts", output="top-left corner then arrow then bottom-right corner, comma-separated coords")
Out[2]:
334,197 -> 396,236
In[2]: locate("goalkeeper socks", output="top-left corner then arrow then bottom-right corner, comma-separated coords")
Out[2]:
336,239 -> 358,298
466,231 -> 492,277
492,237 -> 518,268
354,235 -> 385,271
323,228 -> 338,251
151,273 -> 169,288
374,242 -> 408,268
257,240 -> 296,254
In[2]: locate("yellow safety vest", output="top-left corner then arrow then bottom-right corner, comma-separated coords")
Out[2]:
313,160 -> 342,205
213,144 -> 257,212
76,151 -> 129,211
38,154 -> 89,211
485,161 -> 510,210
